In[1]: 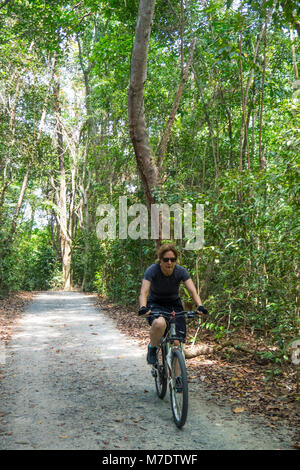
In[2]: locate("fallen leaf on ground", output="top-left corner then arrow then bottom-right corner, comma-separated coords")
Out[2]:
233,407 -> 245,413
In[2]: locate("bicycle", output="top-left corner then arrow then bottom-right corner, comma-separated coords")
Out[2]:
147,310 -> 201,428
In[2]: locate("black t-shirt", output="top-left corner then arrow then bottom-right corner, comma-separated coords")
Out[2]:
143,263 -> 190,304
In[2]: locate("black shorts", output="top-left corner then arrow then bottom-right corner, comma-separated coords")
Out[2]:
146,299 -> 186,340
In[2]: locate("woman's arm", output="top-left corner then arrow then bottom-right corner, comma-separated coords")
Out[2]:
184,278 -> 203,307
139,279 -> 151,308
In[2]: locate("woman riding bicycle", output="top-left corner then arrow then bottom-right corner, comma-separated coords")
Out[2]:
138,243 -> 208,364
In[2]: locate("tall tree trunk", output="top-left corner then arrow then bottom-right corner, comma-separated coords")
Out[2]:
79,154 -> 91,291
54,79 -> 72,291
128,0 -> 160,250
128,0 -> 159,211
77,35 -> 96,290
238,31 -> 246,172
6,54 -> 56,244
8,167 -> 30,242
129,0 -> 195,251
290,27 -> 299,80
259,33 -> 267,170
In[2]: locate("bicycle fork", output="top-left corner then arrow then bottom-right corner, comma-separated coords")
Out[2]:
167,344 -> 182,389
166,322 -> 183,387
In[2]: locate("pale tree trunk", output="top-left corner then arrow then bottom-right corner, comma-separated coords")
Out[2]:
0,42 -> 34,219
79,153 -> 92,291
5,55 -> 56,244
290,27 -> 299,80
258,34 -> 267,170
238,31 -> 246,172
8,167 -> 30,241
61,121 -> 84,291
77,34 -> 97,290
8,42 -> 35,142
54,79 -> 72,291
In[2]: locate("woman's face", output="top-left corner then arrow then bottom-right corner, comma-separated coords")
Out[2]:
160,250 -> 177,276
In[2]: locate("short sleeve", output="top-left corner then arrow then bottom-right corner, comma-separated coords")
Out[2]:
180,266 -> 190,282
143,265 -> 155,282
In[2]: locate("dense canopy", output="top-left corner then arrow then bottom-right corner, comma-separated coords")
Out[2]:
0,0 -> 299,348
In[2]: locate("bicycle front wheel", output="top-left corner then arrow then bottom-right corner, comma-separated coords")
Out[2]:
155,344 -> 167,399
169,349 -> 188,428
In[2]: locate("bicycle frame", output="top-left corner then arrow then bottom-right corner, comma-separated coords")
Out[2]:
163,312 -> 184,384
148,310 -> 200,427
150,311 -> 199,377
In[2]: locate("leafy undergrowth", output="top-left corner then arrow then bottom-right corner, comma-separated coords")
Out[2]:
0,292 -> 34,344
0,292 -> 34,381
94,295 -> 300,449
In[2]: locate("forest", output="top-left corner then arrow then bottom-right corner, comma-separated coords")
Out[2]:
0,0 -> 299,356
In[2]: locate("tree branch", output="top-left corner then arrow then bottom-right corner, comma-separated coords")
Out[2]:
157,37 -> 197,169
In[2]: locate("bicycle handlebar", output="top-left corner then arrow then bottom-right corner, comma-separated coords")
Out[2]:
146,310 -> 200,320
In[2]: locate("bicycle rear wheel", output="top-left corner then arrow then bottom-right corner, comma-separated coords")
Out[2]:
155,344 -> 167,399
169,349 -> 188,428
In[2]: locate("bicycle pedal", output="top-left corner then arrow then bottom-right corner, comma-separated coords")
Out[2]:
151,367 -> 157,378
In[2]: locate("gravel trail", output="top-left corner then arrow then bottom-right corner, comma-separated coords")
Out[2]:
0,291 -> 293,450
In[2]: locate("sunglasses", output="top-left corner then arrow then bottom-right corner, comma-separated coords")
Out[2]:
162,257 -> 177,263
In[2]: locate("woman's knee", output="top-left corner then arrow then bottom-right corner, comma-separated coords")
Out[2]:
151,317 -> 166,331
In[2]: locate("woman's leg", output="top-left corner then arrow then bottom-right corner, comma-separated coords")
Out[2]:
150,316 -> 167,347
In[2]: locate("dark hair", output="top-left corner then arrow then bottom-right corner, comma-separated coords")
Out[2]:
157,243 -> 178,261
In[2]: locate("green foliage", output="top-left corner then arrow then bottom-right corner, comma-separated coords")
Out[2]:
179,164 -> 299,341
94,238 -> 156,305
0,0 -> 298,350
20,231 -> 57,290
0,228 -> 58,295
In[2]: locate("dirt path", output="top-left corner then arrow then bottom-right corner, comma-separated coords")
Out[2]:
0,291 -> 293,450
